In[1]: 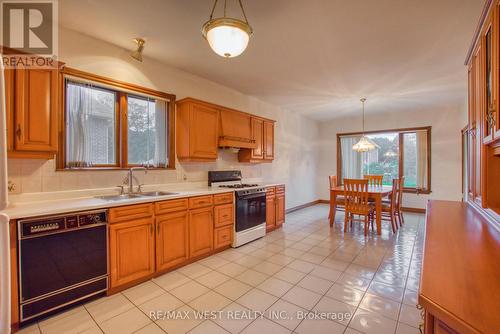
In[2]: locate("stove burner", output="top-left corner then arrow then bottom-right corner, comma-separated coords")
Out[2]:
219,184 -> 259,189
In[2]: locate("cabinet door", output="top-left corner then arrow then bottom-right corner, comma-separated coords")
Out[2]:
190,103 -> 219,159
5,69 -> 14,152
275,192 -> 285,227
156,211 -> 189,272
263,121 -> 274,160
266,194 -> 276,231
14,68 -> 58,152
189,207 -> 214,258
251,118 -> 264,159
109,218 -> 155,288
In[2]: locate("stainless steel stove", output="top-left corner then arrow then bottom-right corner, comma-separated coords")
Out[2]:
208,171 -> 266,247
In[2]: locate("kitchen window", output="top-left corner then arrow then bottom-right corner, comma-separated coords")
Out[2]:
337,127 -> 431,193
57,68 -> 175,170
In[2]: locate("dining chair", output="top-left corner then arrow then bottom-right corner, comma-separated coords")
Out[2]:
378,178 -> 400,233
343,179 -> 374,236
328,175 -> 345,220
395,176 -> 405,226
363,174 -> 384,187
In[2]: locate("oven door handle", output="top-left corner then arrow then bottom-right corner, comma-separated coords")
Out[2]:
238,193 -> 266,200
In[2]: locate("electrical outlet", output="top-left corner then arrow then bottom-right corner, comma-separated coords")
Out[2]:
8,180 -> 16,192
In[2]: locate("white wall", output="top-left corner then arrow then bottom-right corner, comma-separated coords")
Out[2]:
316,106 -> 467,209
7,28 -> 319,210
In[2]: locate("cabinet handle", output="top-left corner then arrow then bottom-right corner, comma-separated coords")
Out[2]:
150,225 -> 153,236
157,224 -> 160,234
16,124 -> 21,139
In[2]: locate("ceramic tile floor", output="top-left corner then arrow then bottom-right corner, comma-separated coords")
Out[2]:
19,204 -> 424,334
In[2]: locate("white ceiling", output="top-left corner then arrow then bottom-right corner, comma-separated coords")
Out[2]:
59,0 -> 484,120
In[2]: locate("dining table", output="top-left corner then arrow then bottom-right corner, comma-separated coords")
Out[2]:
329,185 -> 393,235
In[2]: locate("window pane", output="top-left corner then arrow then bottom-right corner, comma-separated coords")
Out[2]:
363,132 -> 399,185
127,95 -> 167,167
65,81 -> 116,167
403,131 -> 428,189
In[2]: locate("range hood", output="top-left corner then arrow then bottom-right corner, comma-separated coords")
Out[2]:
218,109 -> 257,149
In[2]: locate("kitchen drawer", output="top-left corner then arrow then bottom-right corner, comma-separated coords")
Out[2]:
276,185 -> 285,193
214,192 -> 233,205
109,203 -> 154,223
214,225 -> 233,249
155,198 -> 189,215
214,204 -> 234,228
189,195 -> 213,209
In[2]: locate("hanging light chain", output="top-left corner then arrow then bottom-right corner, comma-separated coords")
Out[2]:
238,0 -> 249,23
208,0 -> 249,23
361,98 -> 367,134
209,0 -> 218,20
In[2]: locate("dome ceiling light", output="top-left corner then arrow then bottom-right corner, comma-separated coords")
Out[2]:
353,98 -> 378,153
202,0 -> 253,58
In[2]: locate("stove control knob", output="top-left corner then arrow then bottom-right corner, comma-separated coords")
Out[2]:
91,215 -> 101,224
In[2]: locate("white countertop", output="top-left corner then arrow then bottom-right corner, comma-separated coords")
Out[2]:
0,183 -> 284,220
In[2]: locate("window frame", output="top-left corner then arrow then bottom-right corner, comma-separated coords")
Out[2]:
336,126 -> 432,194
57,67 -> 176,170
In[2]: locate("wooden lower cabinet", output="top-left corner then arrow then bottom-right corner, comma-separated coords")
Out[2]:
276,191 -> 285,227
109,217 -> 155,288
214,225 -> 233,249
156,211 -> 189,272
266,185 -> 285,232
189,207 -> 214,258
266,190 -> 276,231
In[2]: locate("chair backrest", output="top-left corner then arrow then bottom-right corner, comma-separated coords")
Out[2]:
329,175 -> 338,190
396,176 -> 405,209
343,179 -> 370,210
363,174 -> 383,187
389,178 -> 400,209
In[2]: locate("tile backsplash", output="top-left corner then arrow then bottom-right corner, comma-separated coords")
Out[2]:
7,149 -> 265,195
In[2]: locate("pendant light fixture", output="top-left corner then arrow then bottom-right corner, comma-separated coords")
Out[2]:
353,98 -> 377,152
202,0 -> 253,58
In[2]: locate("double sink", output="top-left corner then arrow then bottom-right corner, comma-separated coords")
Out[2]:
96,191 -> 179,201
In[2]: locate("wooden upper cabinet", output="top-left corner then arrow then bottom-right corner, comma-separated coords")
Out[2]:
109,217 -> 155,288
156,211 -> 189,272
482,12 -> 495,142
263,121 -> 275,160
176,98 -> 219,161
219,108 -> 256,148
189,206 -> 214,258
178,97 -> 276,163
6,67 -> 59,158
4,69 -> 14,152
238,118 -> 275,163
251,118 -> 264,159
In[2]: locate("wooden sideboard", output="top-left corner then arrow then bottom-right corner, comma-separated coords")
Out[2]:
420,200 -> 500,333
465,0 -> 500,222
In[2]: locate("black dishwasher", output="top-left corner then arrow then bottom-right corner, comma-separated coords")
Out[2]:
18,210 -> 108,322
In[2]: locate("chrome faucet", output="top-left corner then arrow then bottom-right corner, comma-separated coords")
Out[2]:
127,167 -> 147,193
